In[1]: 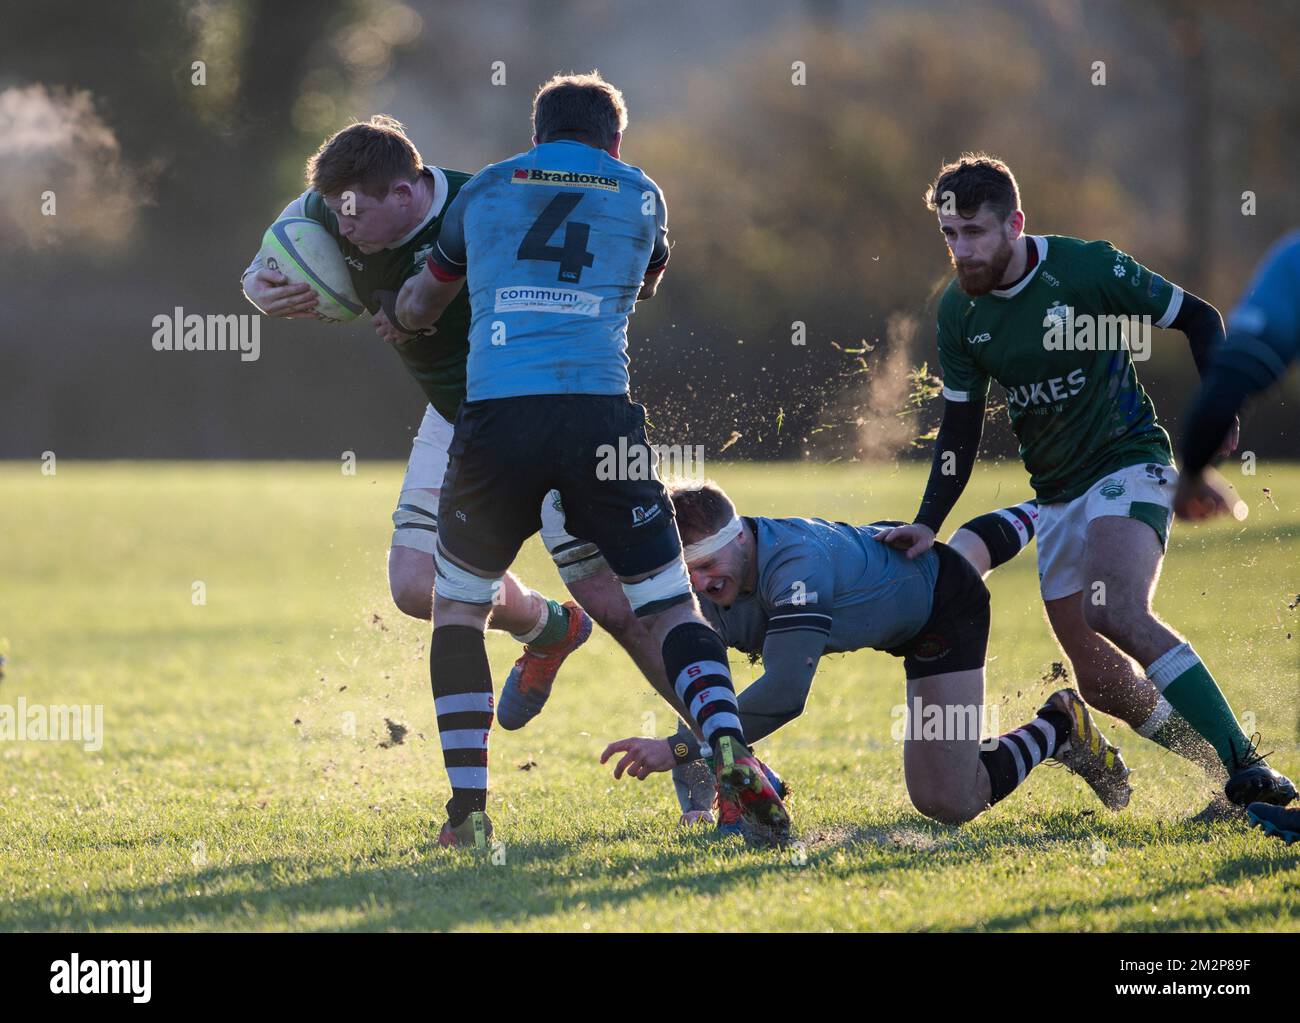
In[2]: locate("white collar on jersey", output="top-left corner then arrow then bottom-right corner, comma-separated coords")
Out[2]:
682,515 -> 744,563
389,167 -> 449,250
991,234 -> 1049,299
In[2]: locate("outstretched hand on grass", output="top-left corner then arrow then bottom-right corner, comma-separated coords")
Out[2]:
601,737 -> 676,780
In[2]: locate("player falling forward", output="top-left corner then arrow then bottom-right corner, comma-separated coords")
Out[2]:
1173,230 -> 1300,844
600,480 -> 1130,828
875,154 -> 1296,818
395,72 -> 790,846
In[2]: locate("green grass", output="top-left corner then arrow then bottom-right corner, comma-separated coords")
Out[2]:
1,460 -> 1297,932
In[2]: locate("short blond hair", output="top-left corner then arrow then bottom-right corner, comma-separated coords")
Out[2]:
666,479 -> 736,546
532,70 -> 628,149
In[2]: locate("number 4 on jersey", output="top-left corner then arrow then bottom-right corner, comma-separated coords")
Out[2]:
517,192 -> 595,283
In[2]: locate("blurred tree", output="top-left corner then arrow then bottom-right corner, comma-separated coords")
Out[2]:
0,0 -> 1295,461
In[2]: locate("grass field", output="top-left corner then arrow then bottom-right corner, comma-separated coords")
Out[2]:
1,459 -> 1297,932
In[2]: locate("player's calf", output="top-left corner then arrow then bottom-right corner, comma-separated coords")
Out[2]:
903,668 -> 1124,824
1045,592 -> 1228,787
389,545 -> 437,620
948,500 -> 1039,578
427,553 -> 501,835
565,569 -> 666,686
1082,516 -> 1295,803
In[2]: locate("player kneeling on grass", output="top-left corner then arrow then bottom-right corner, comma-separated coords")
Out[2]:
601,480 -> 1132,828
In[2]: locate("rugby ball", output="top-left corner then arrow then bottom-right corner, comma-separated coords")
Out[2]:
259,218 -> 364,323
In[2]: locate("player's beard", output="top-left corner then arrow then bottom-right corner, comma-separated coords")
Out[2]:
953,234 -> 1014,297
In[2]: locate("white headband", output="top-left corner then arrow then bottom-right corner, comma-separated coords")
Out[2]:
682,515 -> 743,563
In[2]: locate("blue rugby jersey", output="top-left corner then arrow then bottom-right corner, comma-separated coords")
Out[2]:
1220,230 -> 1300,390
1181,230 -> 1300,475
428,140 -> 669,400
691,516 -> 941,745
702,516 -> 940,656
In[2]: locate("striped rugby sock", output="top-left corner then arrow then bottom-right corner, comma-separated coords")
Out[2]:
663,621 -> 745,749
959,500 -> 1039,569
979,702 -> 1072,804
430,624 -> 494,825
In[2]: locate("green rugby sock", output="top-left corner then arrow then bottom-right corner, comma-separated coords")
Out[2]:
1136,696 -> 1228,783
513,598 -> 570,648
1145,642 -> 1251,773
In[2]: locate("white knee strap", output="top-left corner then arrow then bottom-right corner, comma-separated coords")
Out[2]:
434,547 -> 502,605
620,559 -> 691,615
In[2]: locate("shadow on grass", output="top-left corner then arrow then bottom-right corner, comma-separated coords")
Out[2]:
966,852 -> 1300,932
4,809 -> 1292,932
2,833 -> 795,932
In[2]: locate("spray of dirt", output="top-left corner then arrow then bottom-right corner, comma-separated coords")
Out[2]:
854,312 -> 926,462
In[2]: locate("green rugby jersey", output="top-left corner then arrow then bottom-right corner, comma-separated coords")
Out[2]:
936,234 -> 1183,503
258,167 -> 474,423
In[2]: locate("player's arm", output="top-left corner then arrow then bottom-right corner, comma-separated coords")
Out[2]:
602,558 -> 834,779
396,186 -> 469,331
736,629 -> 829,743
1181,234 -> 1300,479
1168,290 -> 1226,377
638,267 -> 666,301
732,551 -> 834,743
396,265 -> 465,332
1154,287 -> 1241,462
240,193 -> 320,318
602,631 -> 828,779
876,311 -> 988,558
637,180 -> 671,301
1086,241 -> 1227,374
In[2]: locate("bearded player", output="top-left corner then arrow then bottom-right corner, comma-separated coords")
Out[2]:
875,154 -> 1296,818
239,117 -> 682,806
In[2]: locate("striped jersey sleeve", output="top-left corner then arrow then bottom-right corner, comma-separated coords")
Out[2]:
427,181 -> 471,280
936,286 -> 990,403
759,545 -> 834,638
1080,240 -> 1184,327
